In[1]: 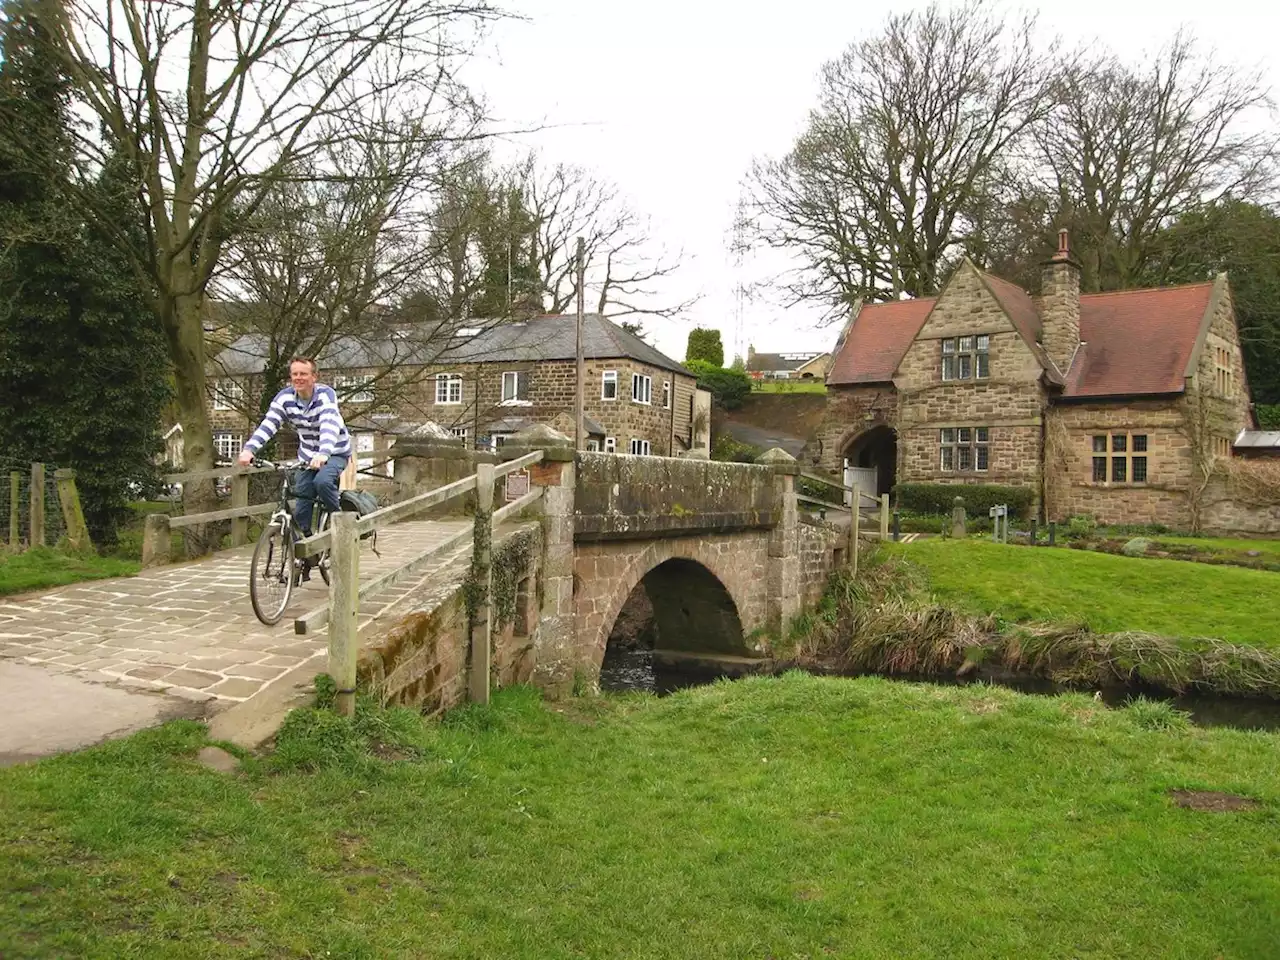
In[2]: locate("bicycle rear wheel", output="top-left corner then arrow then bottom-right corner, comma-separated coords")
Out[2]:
250,521 -> 296,625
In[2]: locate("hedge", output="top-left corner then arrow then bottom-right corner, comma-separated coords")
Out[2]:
686,359 -> 752,410
893,482 -> 1035,518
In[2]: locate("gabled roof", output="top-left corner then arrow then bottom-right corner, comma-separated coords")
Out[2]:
1064,282 -> 1215,398
826,269 -> 1223,399
212,313 -> 690,378
826,298 -> 935,385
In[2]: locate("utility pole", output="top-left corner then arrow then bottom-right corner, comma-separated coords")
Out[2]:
575,236 -> 585,451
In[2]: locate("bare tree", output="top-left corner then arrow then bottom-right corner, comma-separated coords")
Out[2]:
511,155 -> 698,321
743,1 -> 1055,318
1035,33 -> 1277,292
43,0 -> 498,521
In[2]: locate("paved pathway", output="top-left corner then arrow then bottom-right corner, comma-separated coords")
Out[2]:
0,520 -> 472,708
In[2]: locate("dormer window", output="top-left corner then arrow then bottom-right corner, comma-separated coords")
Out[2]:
941,335 -> 990,381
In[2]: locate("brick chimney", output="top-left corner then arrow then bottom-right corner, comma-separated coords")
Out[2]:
1039,229 -> 1081,375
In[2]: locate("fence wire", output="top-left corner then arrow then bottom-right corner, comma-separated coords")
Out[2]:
2,460 -> 68,549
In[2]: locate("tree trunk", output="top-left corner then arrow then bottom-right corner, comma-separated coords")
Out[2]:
162,289 -> 221,554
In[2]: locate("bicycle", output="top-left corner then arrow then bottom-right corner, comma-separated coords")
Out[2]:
248,458 -> 333,626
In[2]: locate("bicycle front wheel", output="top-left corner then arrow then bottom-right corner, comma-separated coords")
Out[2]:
250,522 -> 295,625
315,511 -> 332,587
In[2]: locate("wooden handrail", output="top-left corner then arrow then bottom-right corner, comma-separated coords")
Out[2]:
169,501 -> 278,528
799,470 -> 851,493
493,486 -> 543,524
495,449 -> 545,478
796,493 -> 847,513
164,465 -> 276,483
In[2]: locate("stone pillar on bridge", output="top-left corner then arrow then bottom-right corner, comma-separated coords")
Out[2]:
501,424 -> 578,697
758,447 -> 801,640
392,423 -> 497,515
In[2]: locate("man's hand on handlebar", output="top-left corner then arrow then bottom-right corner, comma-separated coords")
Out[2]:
237,449 -> 253,467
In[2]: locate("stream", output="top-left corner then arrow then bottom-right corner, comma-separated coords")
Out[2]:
599,646 -> 1280,732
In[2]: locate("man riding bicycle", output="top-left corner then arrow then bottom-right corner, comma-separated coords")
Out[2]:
238,358 -> 352,575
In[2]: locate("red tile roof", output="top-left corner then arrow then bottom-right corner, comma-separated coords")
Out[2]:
826,269 -> 1218,399
1065,282 -> 1214,398
826,298 -> 935,385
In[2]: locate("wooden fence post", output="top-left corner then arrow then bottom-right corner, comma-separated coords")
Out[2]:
54,469 -> 91,552
230,472 -> 249,546
849,482 -> 861,580
880,493 -> 890,540
29,463 -> 44,547
8,471 -> 18,549
328,511 -> 361,718
469,462 -> 495,706
141,514 -> 172,568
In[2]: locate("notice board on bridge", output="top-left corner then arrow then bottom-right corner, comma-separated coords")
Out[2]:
505,470 -> 530,502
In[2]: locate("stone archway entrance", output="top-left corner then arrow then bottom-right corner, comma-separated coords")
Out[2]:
843,425 -> 897,498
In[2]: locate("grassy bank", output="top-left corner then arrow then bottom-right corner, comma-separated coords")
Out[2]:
891,539 -> 1280,650
0,546 -> 138,597
2,678 -> 1278,958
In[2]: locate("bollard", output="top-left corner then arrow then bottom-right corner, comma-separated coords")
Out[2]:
951,496 -> 966,539
1049,521 -> 1056,546
1030,519 -> 1038,546
54,469 -> 91,552
141,514 -> 172,567
892,511 -> 901,542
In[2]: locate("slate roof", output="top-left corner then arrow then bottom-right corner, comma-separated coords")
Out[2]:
213,314 -> 690,377
827,271 -> 1220,399
1235,430 -> 1280,449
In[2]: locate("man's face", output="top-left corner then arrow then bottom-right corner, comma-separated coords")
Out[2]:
290,362 -> 317,395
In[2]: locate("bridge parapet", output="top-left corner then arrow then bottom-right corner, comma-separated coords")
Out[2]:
574,452 -> 778,541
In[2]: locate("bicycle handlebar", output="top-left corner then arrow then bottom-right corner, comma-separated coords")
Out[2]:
249,457 -> 306,471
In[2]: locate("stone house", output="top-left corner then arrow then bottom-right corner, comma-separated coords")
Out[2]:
746,346 -> 831,381
812,231 -> 1256,529
200,314 -> 708,481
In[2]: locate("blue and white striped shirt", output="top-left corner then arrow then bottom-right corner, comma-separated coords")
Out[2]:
243,384 -> 353,461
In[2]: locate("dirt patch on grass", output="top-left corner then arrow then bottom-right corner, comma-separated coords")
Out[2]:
1167,788 -> 1261,812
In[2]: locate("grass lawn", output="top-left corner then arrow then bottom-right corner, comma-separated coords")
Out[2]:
751,380 -> 827,394
0,546 -> 138,596
2,677 -> 1277,959
891,539 -> 1280,649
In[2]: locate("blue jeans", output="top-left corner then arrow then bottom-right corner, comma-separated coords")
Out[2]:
292,455 -> 348,535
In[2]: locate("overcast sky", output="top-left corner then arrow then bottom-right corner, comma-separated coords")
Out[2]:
465,0 -> 1279,363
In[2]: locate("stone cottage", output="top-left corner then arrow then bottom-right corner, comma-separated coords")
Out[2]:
812,231 -> 1256,528
200,313 -> 709,478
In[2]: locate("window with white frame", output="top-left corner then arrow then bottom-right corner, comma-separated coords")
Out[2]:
213,431 -> 242,462
1092,433 -> 1148,484
355,432 -> 375,472
662,380 -> 671,409
450,425 -> 469,444
629,438 -> 651,456
212,378 -> 243,411
631,373 -> 652,405
336,375 -> 373,403
501,370 -> 530,404
601,370 -> 618,400
604,437 -> 616,453
586,439 -> 600,452
939,427 -> 990,472
941,335 -> 990,381
435,373 -> 463,404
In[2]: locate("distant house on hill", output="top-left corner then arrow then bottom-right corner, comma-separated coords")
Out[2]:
746,346 -> 832,381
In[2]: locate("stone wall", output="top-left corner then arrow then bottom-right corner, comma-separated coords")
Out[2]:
1052,400 -> 1194,527
357,524 -> 541,711
574,451 -> 777,540
1200,468 -> 1280,536
798,520 -> 842,608
896,264 -> 1046,494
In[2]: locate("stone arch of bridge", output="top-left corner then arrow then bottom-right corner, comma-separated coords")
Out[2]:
587,538 -> 759,671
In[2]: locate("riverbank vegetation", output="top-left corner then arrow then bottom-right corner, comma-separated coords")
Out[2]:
2,677 -> 1277,958
785,544 -> 1280,698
